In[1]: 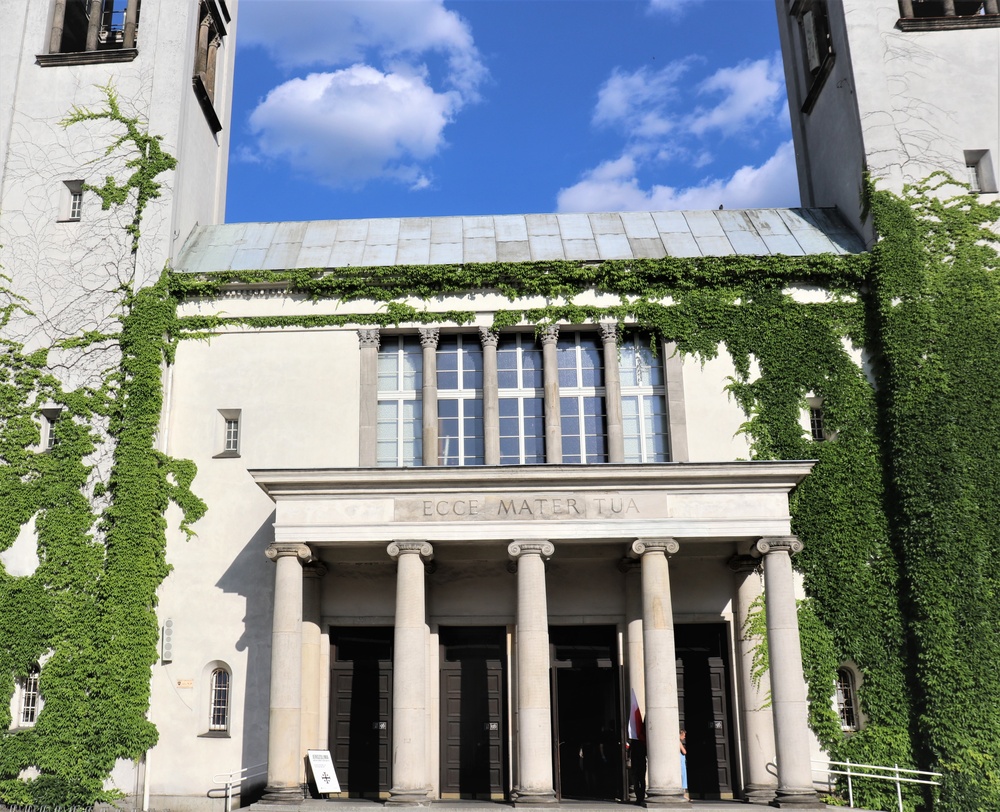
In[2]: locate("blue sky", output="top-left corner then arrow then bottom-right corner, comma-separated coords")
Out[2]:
226,0 -> 799,223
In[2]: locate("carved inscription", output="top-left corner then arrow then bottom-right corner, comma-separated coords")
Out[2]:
397,493 -> 649,522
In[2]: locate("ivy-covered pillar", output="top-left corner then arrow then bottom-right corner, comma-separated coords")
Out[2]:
358,329 -> 380,466
508,541 -> 557,805
601,322 -> 625,463
262,542 -> 314,803
630,538 -> 687,806
480,327 -> 500,465
540,327 -> 562,462
753,536 -> 823,809
387,541 -> 434,805
420,328 -> 440,466
729,554 -> 777,805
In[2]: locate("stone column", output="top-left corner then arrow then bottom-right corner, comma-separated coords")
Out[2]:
196,10 -> 211,75
753,537 -> 822,808
205,36 -> 221,103
123,0 -> 139,48
319,628 -> 331,750
942,0 -> 956,15
508,541 -> 557,805
85,0 -> 103,52
729,556 -> 777,805
480,327 -> 500,465
899,0 -> 914,16
358,329 -> 380,466
387,541 -> 434,804
601,322 -> 625,463
987,0 -> 1000,14
631,539 -> 687,806
540,327 -> 562,463
420,328 -> 440,466
262,543 -> 313,803
49,0 -> 68,53
300,562 -> 327,784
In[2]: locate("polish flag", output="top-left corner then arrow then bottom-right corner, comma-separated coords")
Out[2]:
627,689 -> 645,742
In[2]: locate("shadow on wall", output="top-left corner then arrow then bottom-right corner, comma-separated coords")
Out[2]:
215,510 -> 277,806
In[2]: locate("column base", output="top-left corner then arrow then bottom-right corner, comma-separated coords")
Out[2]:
259,784 -> 304,804
386,787 -> 431,806
744,783 -> 778,804
510,788 -> 558,805
769,787 -> 827,808
644,787 -> 690,806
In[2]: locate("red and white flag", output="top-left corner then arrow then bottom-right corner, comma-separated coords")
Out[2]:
628,688 -> 645,741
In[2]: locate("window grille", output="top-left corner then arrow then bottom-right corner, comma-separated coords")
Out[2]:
620,332 -> 669,463
69,190 -> 83,220
836,669 -> 858,731
437,335 -> 484,465
377,336 -> 423,466
21,666 -> 40,725
810,406 -> 826,442
498,334 -> 545,464
557,332 -> 608,463
224,418 -> 239,452
209,668 -> 230,732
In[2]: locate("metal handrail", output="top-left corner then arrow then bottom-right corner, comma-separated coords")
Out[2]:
812,758 -> 941,812
212,763 -> 266,812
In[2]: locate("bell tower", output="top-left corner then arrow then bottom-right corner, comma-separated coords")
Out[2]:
0,0 -> 238,343
776,0 -> 1000,239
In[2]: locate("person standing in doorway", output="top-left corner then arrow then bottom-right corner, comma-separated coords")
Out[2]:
679,728 -> 688,799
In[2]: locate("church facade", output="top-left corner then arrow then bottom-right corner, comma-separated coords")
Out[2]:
1,2 -> 998,811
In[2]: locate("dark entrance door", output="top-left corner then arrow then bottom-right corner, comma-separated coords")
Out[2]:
330,627 -> 392,798
674,623 -> 737,799
439,627 -> 508,800
550,626 -> 624,801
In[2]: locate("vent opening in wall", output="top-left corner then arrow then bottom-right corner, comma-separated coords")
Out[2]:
162,618 -> 174,663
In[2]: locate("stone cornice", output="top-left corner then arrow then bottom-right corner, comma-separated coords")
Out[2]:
250,460 -> 815,499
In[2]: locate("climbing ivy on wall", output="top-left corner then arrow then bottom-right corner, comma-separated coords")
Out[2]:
1,81 -> 997,811
0,86 -> 202,806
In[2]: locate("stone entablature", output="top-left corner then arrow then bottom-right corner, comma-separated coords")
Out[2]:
251,461 -> 814,545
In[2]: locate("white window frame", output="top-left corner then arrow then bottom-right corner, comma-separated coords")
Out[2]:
377,336 -> 423,467
58,180 -> 84,222
498,333 -> 546,465
835,665 -> 863,732
619,331 -> 670,463
557,331 -> 607,464
964,149 -> 998,194
214,409 -> 241,458
436,334 -> 484,466
9,664 -> 42,730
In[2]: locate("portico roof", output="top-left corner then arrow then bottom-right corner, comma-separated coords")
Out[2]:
174,208 -> 864,274
250,461 -> 815,547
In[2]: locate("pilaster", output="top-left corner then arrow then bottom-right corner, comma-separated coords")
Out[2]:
480,327 -> 500,465
420,329 -> 440,467
540,327 -> 562,463
357,329 -> 380,466
601,322 -> 625,463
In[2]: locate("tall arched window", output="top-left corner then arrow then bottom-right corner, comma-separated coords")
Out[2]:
836,668 -> 858,732
209,668 -> 230,732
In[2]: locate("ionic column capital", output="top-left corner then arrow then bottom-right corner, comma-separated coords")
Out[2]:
507,540 -> 555,560
479,326 -> 499,348
728,554 -> 761,574
751,536 -> 804,558
303,561 -> 328,579
265,543 -> 314,564
629,538 -> 679,558
357,328 -> 380,349
387,540 -> 434,561
419,327 -> 440,349
599,321 -> 618,343
539,326 -> 559,347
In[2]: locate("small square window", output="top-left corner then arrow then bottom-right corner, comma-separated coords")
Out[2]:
215,409 -> 241,458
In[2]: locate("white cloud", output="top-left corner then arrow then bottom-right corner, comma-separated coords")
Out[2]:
556,140 -> 800,212
593,62 -> 693,139
688,56 -> 786,136
248,66 -> 458,189
239,0 -> 486,189
239,0 -> 486,100
647,0 -> 708,16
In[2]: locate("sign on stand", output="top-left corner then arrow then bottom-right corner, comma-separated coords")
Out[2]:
307,750 -> 341,794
